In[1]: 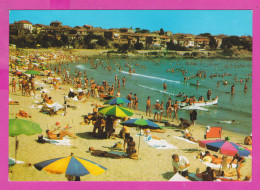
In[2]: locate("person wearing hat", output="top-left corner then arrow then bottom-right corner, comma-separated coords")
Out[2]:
152,100 -> 161,122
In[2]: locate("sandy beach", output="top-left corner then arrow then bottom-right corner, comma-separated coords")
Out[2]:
8,49 -> 252,181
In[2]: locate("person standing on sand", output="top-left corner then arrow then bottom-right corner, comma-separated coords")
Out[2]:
166,98 -> 172,118
127,93 -> 132,108
133,94 -> 138,111
152,100 -> 161,122
190,110 -> 197,126
146,96 -> 151,117
159,101 -> 164,122
11,78 -> 16,93
230,153 -> 245,180
172,100 -> 179,122
172,154 -> 190,178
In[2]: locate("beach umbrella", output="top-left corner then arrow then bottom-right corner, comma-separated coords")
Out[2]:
98,105 -> 134,118
104,97 -> 130,105
25,70 -> 40,75
199,139 -> 251,157
121,117 -> 162,154
9,118 -> 43,162
34,153 -> 107,177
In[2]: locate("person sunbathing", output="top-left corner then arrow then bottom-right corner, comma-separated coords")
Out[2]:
196,167 -> 237,181
46,97 -> 53,104
184,130 -> 198,143
46,128 -> 76,140
89,147 -> 125,159
16,109 -> 32,118
9,101 -> 19,105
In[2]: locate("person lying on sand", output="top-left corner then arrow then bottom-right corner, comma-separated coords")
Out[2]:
197,151 -> 237,165
89,147 -> 126,159
143,129 -> 162,140
46,128 -> 77,140
16,109 -> 31,118
196,167 -> 237,181
184,130 -> 198,143
9,101 -> 19,105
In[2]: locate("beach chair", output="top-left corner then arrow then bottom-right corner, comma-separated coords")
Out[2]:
205,127 -> 222,139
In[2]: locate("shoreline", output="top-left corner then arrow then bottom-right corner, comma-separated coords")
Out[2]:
8,49 -> 252,181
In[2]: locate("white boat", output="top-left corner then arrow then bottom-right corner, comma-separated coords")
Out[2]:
179,96 -> 218,107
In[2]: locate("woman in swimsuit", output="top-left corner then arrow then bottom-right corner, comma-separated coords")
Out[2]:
230,153 -> 246,180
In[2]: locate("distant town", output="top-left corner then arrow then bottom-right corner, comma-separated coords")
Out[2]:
9,20 -> 252,54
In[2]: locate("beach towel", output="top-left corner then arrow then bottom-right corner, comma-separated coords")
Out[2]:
188,173 -> 203,181
43,137 -> 71,146
46,102 -> 64,112
169,173 -> 191,181
9,158 -> 24,164
195,158 -> 237,169
143,138 -> 177,149
29,105 -> 43,109
174,136 -> 197,144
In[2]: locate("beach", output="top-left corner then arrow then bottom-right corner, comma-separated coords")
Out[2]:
8,48 -> 252,181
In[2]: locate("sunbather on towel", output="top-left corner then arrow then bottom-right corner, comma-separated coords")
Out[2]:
184,130 -> 198,143
196,167 -> 237,181
197,151 -> 236,165
46,128 -> 76,140
89,147 -> 125,159
16,109 -> 32,118
9,101 -> 19,105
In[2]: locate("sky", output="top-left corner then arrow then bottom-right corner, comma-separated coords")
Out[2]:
9,10 -> 252,36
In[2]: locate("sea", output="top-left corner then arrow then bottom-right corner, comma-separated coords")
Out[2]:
58,57 -> 252,135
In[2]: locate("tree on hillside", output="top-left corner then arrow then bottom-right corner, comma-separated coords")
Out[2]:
134,42 -> 144,50
139,29 -> 150,33
166,41 -> 188,51
209,36 -> 218,49
198,33 -> 211,37
159,28 -> 165,35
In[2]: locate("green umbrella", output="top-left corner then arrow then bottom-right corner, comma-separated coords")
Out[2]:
25,70 -> 40,75
98,105 -> 134,118
104,97 -> 131,105
9,119 -> 42,162
9,119 -> 42,137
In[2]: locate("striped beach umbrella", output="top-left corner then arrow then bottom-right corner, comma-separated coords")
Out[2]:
34,153 -> 107,176
98,105 -> 134,118
25,70 -> 40,75
104,97 -> 130,105
121,117 -> 161,129
199,139 -> 251,157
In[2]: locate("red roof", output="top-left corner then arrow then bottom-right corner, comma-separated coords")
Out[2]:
15,20 -> 32,24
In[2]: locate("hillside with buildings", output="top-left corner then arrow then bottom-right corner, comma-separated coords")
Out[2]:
9,20 -> 252,58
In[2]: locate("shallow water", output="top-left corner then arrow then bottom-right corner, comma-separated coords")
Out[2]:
59,57 -> 252,135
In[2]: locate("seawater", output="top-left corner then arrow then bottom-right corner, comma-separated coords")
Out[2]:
59,58 -> 252,135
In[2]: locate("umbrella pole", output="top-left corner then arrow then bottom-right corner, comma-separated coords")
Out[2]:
15,136 -> 18,163
138,127 -> 141,155
72,119 -> 77,149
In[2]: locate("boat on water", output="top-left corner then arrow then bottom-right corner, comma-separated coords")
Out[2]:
179,96 -> 218,107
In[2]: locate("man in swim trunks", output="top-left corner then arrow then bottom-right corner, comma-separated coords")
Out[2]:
127,93 -> 132,108
133,94 -> 138,110
172,101 -> 179,122
46,128 -> 76,140
152,100 -> 161,122
146,96 -> 151,117
166,98 -> 172,118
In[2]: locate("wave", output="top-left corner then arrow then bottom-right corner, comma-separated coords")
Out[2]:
120,71 -> 181,84
76,64 -> 90,70
139,85 -> 175,96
